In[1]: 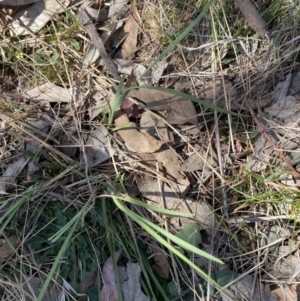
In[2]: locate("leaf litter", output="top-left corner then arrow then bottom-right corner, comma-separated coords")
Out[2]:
100,250 -> 149,301
2,0 -> 300,300
9,0 -> 70,36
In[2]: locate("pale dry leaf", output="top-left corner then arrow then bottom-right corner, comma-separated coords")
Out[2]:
136,176 -> 184,204
261,225 -> 291,248
9,0 -> 70,36
84,125 -> 115,167
79,270 -> 98,295
136,176 -> 203,229
100,250 -> 122,301
83,44 -> 101,68
271,283 -> 300,301
78,8 -> 120,80
193,200 -> 216,230
59,132 -> 77,158
197,79 -> 239,109
84,1 -> 108,22
288,72 -> 300,100
127,88 -> 198,125
108,0 -> 128,22
115,59 -> 167,85
0,157 -> 26,195
140,111 -> 190,188
115,59 -> 152,86
246,134 -> 273,172
119,262 -> 150,301
0,0 -> 39,5
24,83 -> 72,103
25,117 -> 52,176
149,246 -> 169,280
122,17 -> 138,58
264,95 -> 300,122
115,113 -> 169,153
151,62 -> 168,84
88,91 -> 108,121
22,275 -> 62,301
220,274 -> 274,301
180,146 -> 218,173
267,255 -> 300,279
0,235 -> 20,259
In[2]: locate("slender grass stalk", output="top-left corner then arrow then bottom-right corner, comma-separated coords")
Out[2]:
112,195 -> 223,292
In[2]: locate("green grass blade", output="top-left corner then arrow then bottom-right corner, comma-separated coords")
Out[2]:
124,85 -> 246,117
115,194 -> 194,218
36,218 -> 79,301
48,210 -> 82,243
112,196 -> 222,290
110,195 -> 222,263
109,74 -> 126,125
0,183 -> 43,235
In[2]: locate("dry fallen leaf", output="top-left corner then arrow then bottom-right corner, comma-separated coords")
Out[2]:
25,117 -> 52,176
265,95 -> 300,122
0,235 -> 20,259
22,275 -> 62,301
84,125 -> 115,167
140,111 -> 190,188
271,283 -> 300,301
246,134 -> 274,172
24,83 -> 73,103
88,90 -> 109,121
266,255 -> 300,279
220,274 -> 275,301
197,79 -> 239,109
115,59 -> 152,86
122,17 -> 138,58
115,113 -> 169,153
0,158 -> 26,195
59,132 -> 78,159
0,0 -> 39,5
149,246 -> 170,280
83,44 -> 101,68
180,146 -> 218,174
115,59 -> 168,86
100,250 -> 122,301
119,262 -> 150,301
9,0 -> 70,36
288,72 -> 300,100
108,0 -> 128,22
136,176 -> 208,228
127,88 -> 198,125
